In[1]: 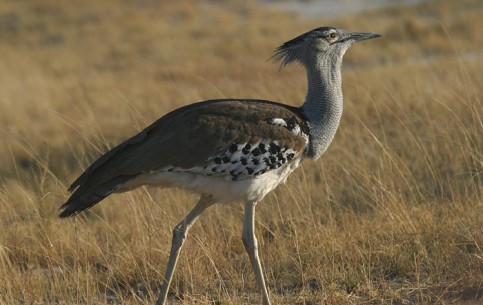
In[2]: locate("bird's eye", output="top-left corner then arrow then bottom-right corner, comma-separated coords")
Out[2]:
328,32 -> 336,39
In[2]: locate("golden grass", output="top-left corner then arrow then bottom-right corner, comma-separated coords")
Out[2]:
0,0 -> 481,304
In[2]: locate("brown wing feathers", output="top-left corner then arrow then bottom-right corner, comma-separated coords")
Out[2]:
59,99 -> 308,218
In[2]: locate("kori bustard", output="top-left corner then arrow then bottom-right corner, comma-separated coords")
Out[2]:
60,27 -> 380,305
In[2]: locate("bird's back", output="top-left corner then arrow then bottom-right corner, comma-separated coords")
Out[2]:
60,99 -> 309,217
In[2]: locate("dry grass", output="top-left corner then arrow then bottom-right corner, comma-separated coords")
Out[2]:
0,0 -> 481,304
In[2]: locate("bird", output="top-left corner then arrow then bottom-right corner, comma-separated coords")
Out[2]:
59,26 -> 381,305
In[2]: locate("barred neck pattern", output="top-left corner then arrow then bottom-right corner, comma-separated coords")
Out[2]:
301,52 -> 344,160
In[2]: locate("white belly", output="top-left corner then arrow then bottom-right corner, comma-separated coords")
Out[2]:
119,159 -> 301,204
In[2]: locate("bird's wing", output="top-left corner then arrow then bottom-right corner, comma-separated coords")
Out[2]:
60,99 -> 309,217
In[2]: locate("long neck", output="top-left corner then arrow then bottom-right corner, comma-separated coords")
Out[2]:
301,53 -> 344,160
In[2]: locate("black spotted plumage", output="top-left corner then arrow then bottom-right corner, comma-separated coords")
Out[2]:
242,143 -> 251,154
229,143 -> 238,153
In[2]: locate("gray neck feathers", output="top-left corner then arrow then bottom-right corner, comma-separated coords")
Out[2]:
301,53 -> 344,160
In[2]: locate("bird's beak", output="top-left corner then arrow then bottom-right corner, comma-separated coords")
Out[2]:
349,32 -> 382,42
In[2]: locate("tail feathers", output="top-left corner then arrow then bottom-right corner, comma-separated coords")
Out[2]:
59,193 -> 105,218
59,175 -> 133,218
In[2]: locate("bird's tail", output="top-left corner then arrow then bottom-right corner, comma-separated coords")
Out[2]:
59,175 -> 133,218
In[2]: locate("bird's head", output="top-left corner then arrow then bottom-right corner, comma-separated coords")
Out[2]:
272,27 -> 381,68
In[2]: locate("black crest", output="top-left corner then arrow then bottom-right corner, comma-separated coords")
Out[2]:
270,27 -> 335,68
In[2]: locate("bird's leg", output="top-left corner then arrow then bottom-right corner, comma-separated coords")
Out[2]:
242,201 -> 272,305
156,195 -> 214,305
